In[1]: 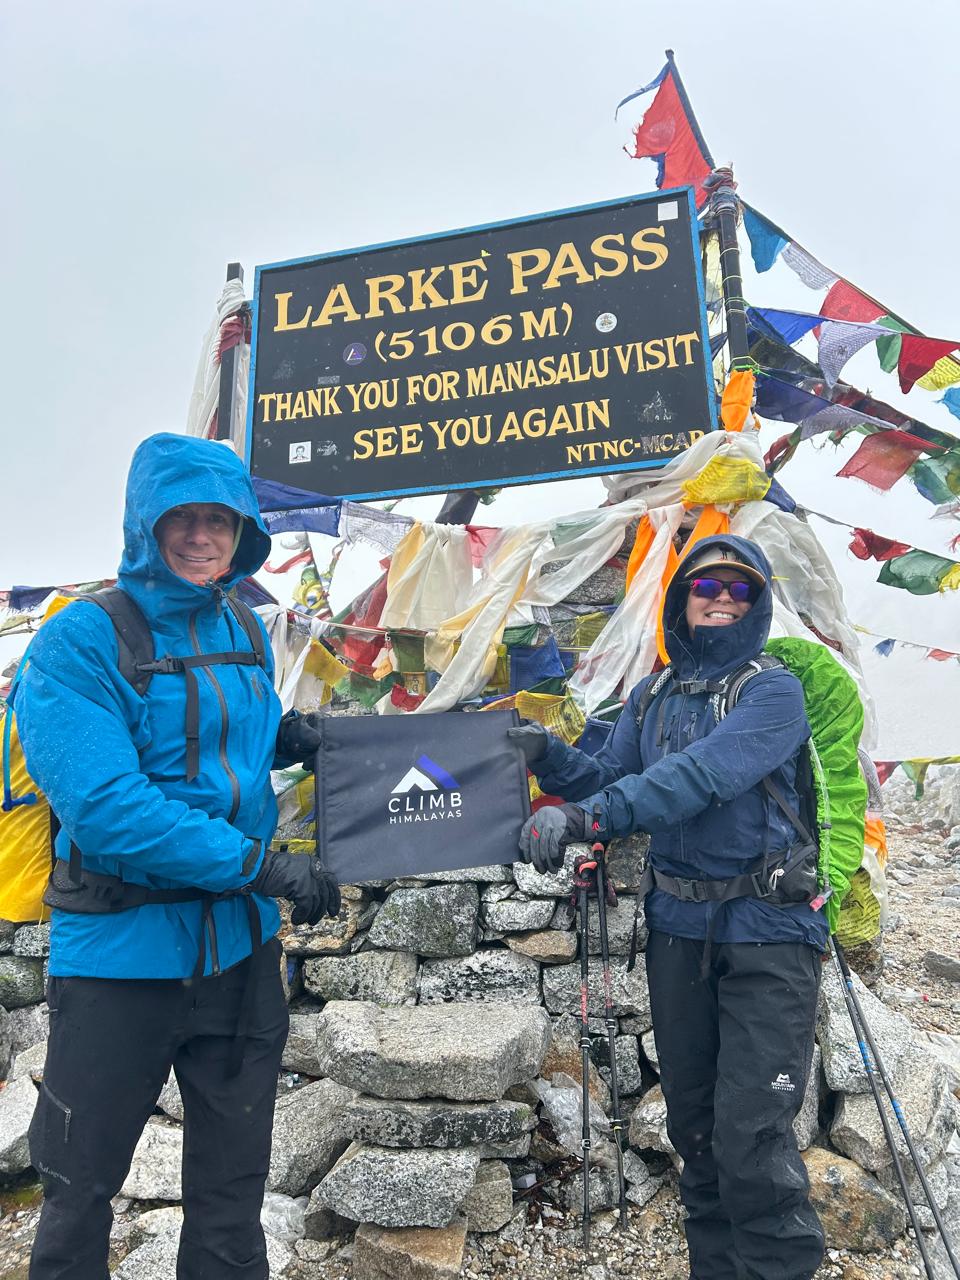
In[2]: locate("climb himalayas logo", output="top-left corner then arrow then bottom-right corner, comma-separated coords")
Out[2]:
388,755 -> 463,824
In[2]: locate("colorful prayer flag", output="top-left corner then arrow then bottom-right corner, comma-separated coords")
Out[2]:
742,206 -> 788,273
877,550 -> 957,595
836,430 -> 929,491
848,529 -> 911,562
898,336 -> 960,394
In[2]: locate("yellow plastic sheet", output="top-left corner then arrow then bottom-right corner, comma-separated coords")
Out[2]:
0,713 -> 51,923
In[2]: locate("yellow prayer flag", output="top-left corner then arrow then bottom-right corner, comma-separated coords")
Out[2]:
681,456 -> 771,506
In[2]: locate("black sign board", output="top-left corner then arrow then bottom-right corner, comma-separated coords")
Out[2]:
247,189 -> 716,501
313,709 -> 530,882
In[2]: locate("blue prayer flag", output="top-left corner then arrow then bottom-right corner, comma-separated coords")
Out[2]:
939,388 -> 960,421
743,206 -> 789,273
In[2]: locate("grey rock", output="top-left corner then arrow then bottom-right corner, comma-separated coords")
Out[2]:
640,1030 -> 659,1073
542,954 -> 651,1028
553,562 -> 624,606
513,846 -> 585,898
352,1217 -> 467,1280
924,951 -> 960,982
6,1002 -> 48,1056
120,1120 -> 183,1200
282,1009 -> 325,1076
876,1153 -> 953,1226
917,1030 -> 960,1092
481,884 -> 516,903
116,1226 -> 293,1278
0,920 -> 17,953
368,884 -> 479,957
268,1078 -> 352,1196
0,1075 -> 38,1174
157,1070 -> 184,1122
550,901 -> 576,930
303,950 -> 418,1005
943,885 -> 960,899
317,1142 -> 479,1227
317,1001 -> 551,1102
418,950 -> 541,1004
12,924 -> 50,958
0,955 -> 44,1008
504,930 -> 577,964
482,896 -> 555,934
463,1160 -> 513,1232
598,1034 -> 645,1096
560,1163 -> 620,1212
282,885 -> 370,958
818,963 -> 914,1094
793,1044 -> 822,1152
627,1084 -> 678,1167
341,1096 -> 535,1149
803,1146 -> 906,1250
303,1181 -> 357,1239
623,1149 -> 664,1208
126,1205 -> 184,1248
0,1006 -> 11,1080
402,864 -> 513,884
832,1042 -> 954,1172
10,1040 -> 46,1083
472,1134 -> 532,1159
586,897 -> 645,956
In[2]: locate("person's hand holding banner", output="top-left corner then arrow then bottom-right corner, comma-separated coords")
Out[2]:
519,804 -> 588,873
507,721 -> 550,765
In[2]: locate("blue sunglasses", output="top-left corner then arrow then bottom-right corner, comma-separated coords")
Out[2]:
688,577 -> 758,604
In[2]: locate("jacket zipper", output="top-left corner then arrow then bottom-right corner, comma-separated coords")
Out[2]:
189,600 -> 242,978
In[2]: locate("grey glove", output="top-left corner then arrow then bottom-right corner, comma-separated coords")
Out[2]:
507,721 -> 549,766
518,804 -> 588,874
246,851 -> 340,925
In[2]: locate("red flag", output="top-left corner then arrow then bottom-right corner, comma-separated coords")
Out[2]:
620,58 -> 714,207
874,761 -> 898,786
837,430 -> 928,491
898,335 -> 959,393
927,649 -> 955,662
819,281 -> 884,325
848,528 -> 911,562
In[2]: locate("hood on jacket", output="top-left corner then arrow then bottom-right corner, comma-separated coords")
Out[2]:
662,533 -> 774,680
118,433 -> 271,598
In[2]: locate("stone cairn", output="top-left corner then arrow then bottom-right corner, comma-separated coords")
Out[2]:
0,553 -> 959,1278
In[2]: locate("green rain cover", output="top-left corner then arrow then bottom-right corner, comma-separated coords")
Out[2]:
765,637 -> 868,932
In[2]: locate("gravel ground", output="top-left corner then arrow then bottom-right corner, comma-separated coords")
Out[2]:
0,826 -> 957,1279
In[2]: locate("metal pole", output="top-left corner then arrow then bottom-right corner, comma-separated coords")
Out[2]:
594,850 -> 628,1228
216,261 -> 245,444
704,167 -> 750,369
574,855 -> 596,1249
436,488 -> 482,525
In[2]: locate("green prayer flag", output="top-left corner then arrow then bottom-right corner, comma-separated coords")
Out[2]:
874,316 -> 909,374
877,550 -> 956,595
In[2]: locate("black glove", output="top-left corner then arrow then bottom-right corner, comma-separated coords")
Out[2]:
276,710 -> 324,770
246,851 -> 341,925
507,721 -> 549,766
518,804 -> 588,874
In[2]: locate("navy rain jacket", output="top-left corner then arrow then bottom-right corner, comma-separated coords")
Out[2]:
14,434 -> 284,978
534,534 -> 829,948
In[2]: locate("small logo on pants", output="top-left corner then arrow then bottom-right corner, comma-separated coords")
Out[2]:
771,1072 -> 795,1092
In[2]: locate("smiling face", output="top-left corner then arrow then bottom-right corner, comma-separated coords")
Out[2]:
155,502 -> 238,585
684,566 -> 757,632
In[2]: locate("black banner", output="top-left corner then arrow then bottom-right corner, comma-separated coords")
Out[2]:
313,710 -> 530,882
247,189 -> 716,501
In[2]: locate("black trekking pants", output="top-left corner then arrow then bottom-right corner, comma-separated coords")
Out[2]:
645,930 -> 825,1280
28,938 -> 289,1280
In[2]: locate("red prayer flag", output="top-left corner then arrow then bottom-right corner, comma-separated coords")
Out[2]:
926,649 -> 955,662
819,281 -> 884,325
898,335 -> 960,393
848,528 -> 911,562
627,64 -> 713,207
837,430 -> 928,491
874,761 -> 899,786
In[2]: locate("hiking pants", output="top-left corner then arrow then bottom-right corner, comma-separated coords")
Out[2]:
28,938 -> 289,1280
645,930 -> 824,1280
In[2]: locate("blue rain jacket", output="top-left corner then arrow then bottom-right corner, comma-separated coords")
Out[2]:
13,434 -> 283,978
535,534 -> 829,948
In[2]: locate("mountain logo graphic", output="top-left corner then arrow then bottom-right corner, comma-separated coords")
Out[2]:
391,755 -> 460,795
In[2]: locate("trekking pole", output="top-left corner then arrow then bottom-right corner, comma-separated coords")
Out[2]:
591,807 -> 628,1230
830,938 -> 959,1280
572,849 -> 598,1249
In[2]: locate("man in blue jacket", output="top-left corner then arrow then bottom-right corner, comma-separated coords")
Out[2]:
511,535 -> 825,1280
14,434 -> 339,1280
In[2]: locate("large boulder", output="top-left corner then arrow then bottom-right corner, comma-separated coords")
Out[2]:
818,964 -> 915,1094
317,1001 -> 552,1102
831,1042 -> 954,1173
303,950 -> 418,1006
482,897 -> 555,934
267,1078 -> 353,1196
0,956 -> 44,1009
340,1096 -> 535,1149
316,1142 -> 479,1227
0,1075 -> 38,1175
367,885 -> 480,957
121,1120 -> 183,1200
418,950 -> 541,1004
542,954 -> 651,1029
803,1147 -> 906,1250
352,1217 -> 467,1280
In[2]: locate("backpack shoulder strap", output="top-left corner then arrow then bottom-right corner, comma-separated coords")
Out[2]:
635,666 -> 674,729
76,587 -> 156,697
715,653 -> 783,721
224,596 -> 268,670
